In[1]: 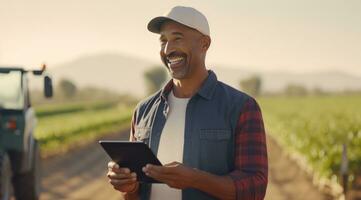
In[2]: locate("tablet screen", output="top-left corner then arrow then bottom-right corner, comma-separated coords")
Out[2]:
99,140 -> 162,183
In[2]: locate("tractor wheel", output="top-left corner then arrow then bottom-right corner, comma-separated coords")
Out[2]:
0,153 -> 12,200
12,140 -> 41,200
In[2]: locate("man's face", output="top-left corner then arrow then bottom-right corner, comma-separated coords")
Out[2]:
159,21 -> 206,79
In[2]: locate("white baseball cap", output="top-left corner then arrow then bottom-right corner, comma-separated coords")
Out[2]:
147,6 -> 210,37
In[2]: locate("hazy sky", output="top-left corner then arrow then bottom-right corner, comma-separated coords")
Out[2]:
1,0 -> 360,75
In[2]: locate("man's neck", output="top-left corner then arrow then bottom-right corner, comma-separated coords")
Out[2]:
172,68 -> 209,98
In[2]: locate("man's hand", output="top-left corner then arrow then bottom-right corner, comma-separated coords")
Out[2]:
107,161 -> 139,193
142,162 -> 198,189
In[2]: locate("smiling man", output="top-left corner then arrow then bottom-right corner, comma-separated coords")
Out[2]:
107,6 -> 268,200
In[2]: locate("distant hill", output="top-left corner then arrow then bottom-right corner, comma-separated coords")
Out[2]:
49,53 -> 157,97
212,67 -> 361,93
29,53 -> 361,98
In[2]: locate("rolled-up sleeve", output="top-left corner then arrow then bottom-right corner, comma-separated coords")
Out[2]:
229,97 -> 268,200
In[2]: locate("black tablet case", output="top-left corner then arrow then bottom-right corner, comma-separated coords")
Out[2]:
99,141 -> 162,183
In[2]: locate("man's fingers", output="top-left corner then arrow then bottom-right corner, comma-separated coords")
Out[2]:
109,177 -> 137,186
107,171 -> 136,179
113,182 -> 138,192
164,162 -> 180,167
143,165 -> 175,182
144,169 -> 168,181
107,164 -> 131,174
115,168 -> 131,173
107,161 -> 131,173
144,164 -> 173,174
107,161 -> 119,169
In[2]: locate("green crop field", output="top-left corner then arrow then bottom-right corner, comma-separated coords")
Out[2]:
34,101 -> 133,153
258,95 -> 361,185
33,95 -> 361,188
34,100 -> 120,118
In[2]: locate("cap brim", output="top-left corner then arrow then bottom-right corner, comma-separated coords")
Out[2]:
147,16 -> 174,34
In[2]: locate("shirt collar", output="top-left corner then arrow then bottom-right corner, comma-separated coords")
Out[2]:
160,70 -> 218,101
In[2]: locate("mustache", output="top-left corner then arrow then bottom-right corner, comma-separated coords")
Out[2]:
162,52 -> 186,68
166,52 -> 186,59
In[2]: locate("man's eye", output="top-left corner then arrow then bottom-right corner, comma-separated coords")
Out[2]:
175,37 -> 182,41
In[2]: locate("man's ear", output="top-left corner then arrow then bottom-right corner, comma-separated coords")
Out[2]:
201,36 -> 211,51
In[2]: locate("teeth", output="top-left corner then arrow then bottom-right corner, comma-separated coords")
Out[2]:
168,57 -> 184,64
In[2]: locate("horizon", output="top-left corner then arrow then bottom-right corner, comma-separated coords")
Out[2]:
44,52 -> 361,78
20,52 -> 360,98
1,51 -> 361,79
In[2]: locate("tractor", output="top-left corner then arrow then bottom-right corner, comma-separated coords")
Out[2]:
0,65 -> 53,200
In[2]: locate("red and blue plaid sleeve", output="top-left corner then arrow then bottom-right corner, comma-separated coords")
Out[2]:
229,97 -> 268,200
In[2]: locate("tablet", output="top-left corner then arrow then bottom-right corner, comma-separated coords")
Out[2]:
99,140 -> 162,183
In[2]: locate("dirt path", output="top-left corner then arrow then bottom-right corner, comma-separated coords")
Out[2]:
265,136 -> 327,200
40,130 -> 129,200
40,131 -> 326,200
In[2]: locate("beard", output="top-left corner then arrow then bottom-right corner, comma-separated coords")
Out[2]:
162,52 -> 191,79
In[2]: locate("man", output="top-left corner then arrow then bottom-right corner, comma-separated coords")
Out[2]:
107,6 -> 268,200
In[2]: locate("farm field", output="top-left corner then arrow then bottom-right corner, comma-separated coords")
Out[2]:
35,95 -> 360,199
258,95 -> 361,194
34,101 -> 133,154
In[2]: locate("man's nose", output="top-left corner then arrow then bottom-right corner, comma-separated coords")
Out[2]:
164,42 -> 175,56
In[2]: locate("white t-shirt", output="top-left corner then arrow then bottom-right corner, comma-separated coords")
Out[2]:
150,90 -> 190,200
